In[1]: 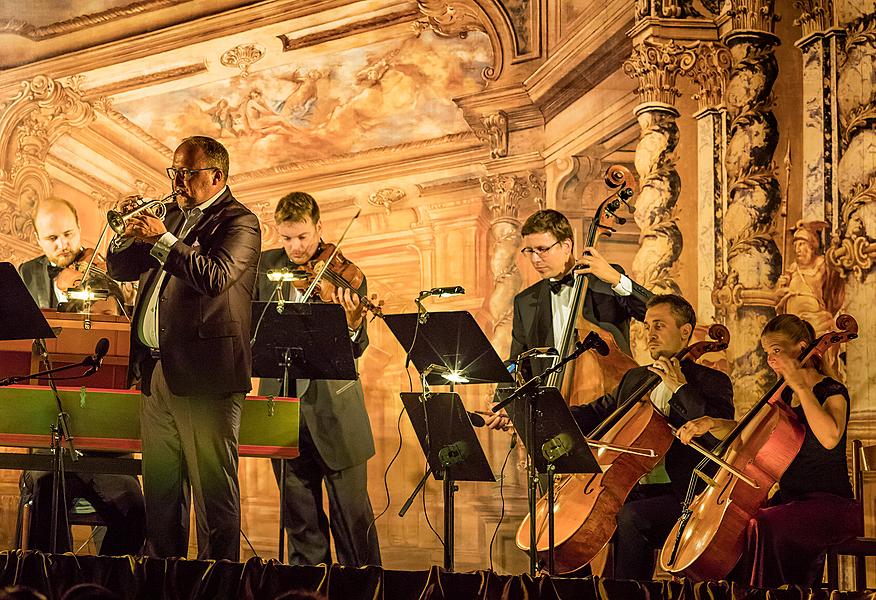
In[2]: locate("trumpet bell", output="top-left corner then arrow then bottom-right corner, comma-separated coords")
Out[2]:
106,195 -> 172,235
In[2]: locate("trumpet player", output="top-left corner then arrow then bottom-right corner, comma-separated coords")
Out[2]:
106,135 -> 261,561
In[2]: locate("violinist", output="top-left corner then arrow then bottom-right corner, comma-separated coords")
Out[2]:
17,197 -> 145,556
679,314 -> 861,587
564,294 -> 734,579
19,197 -> 89,309
254,191 -> 380,567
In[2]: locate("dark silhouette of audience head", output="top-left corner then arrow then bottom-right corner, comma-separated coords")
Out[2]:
0,585 -> 47,600
273,590 -> 327,600
60,584 -> 121,600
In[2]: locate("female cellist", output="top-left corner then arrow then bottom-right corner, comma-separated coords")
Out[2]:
678,314 -> 861,587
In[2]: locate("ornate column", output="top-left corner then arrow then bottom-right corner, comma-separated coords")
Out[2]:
689,42 -> 732,324
712,1 -> 782,413
480,171 -> 544,359
828,9 -> 876,442
795,1 -> 844,224
622,40 -> 695,298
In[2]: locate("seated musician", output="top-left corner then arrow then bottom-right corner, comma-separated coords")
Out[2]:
253,191 -> 380,566
563,294 -> 735,579
16,197 -> 145,555
679,314 -> 861,588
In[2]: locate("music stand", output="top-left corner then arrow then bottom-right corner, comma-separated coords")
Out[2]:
383,311 -> 514,386
250,301 -> 357,562
385,310 -> 512,570
400,392 -> 494,571
499,385 -> 600,574
0,263 -> 56,341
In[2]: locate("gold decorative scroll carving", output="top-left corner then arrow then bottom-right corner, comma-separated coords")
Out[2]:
793,0 -> 834,36
220,44 -> 265,79
687,42 -> 732,111
623,39 -> 698,111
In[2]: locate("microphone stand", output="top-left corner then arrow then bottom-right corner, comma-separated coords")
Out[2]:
493,331 -> 606,575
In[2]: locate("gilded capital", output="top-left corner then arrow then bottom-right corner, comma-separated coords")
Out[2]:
480,171 -> 544,221
793,0 -> 833,37
726,0 -> 780,36
624,40 -> 698,109
686,42 -> 732,111
636,0 -> 701,20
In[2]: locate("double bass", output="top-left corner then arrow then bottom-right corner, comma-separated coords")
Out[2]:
546,165 -> 639,406
516,324 -> 734,573
658,314 -> 859,581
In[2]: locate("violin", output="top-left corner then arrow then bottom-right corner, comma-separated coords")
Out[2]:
516,324 -> 731,574
658,314 -> 859,581
53,247 -> 108,292
291,241 -> 384,319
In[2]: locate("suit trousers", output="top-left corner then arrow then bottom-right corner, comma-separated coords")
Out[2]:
273,420 -> 380,566
613,483 -> 679,580
140,359 -> 243,560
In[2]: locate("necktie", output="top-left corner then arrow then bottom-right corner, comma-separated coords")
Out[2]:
549,273 -> 575,294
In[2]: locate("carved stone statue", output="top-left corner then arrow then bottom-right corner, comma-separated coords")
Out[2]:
776,220 -> 845,335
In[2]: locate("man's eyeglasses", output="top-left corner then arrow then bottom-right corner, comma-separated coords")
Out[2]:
166,167 -> 218,181
520,240 -> 560,257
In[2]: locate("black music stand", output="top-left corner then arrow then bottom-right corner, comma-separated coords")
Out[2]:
498,385 -> 600,574
383,310 -> 514,386
0,263 -> 81,552
250,301 -> 357,562
399,392 -> 494,571
0,262 -> 55,341
385,310 -> 512,570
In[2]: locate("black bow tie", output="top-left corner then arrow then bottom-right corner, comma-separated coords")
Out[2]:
47,264 -> 65,280
549,274 -> 575,294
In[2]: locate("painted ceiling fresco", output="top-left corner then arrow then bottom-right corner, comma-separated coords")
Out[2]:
114,30 -> 491,173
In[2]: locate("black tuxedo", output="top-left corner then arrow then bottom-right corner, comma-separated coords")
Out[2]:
254,247 -> 380,566
107,186 -> 261,560
508,272 -> 652,378
18,255 -> 59,309
571,360 -> 735,579
17,255 -> 145,556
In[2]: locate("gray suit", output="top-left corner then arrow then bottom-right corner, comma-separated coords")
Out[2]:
255,247 -> 380,566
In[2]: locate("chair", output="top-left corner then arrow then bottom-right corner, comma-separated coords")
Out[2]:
826,440 -> 876,591
19,496 -> 107,554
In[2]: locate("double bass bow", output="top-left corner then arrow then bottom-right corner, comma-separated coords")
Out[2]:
546,165 -> 638,406
659,314 -> 859,581
516,324 -> 738,573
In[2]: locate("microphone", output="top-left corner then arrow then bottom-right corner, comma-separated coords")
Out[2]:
418,286 -> 465,299
85,338 -> 110,369
468,411 -> 486,428
516,347 -> 558,362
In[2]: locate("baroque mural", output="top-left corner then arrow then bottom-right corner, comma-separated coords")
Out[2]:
115,30 -> 491,172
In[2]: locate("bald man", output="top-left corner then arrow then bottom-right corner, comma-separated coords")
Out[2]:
18,197 -> 85,309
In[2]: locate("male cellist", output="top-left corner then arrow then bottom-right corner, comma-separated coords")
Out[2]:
568,294 -> 734,579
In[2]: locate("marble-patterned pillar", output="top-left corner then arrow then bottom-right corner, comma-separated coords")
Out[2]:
689,42 -> 732,325
712,1 -> 783,414
827,8 -> 876,443
795,1 -> 844,225
480,171 -> 544,360
622,40 -> 697,298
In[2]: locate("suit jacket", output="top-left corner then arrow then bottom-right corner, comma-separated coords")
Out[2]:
509,272 -> 652,378
106,187 -> 261,397
571,360 -> 735,499
254,247 -> 375,471
19,256 -> 57,309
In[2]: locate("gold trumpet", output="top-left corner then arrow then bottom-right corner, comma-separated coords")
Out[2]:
107,191 -> 179,235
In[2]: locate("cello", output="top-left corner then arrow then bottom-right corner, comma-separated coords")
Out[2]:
658,314 -> 859,581
516,324 -> 736,573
